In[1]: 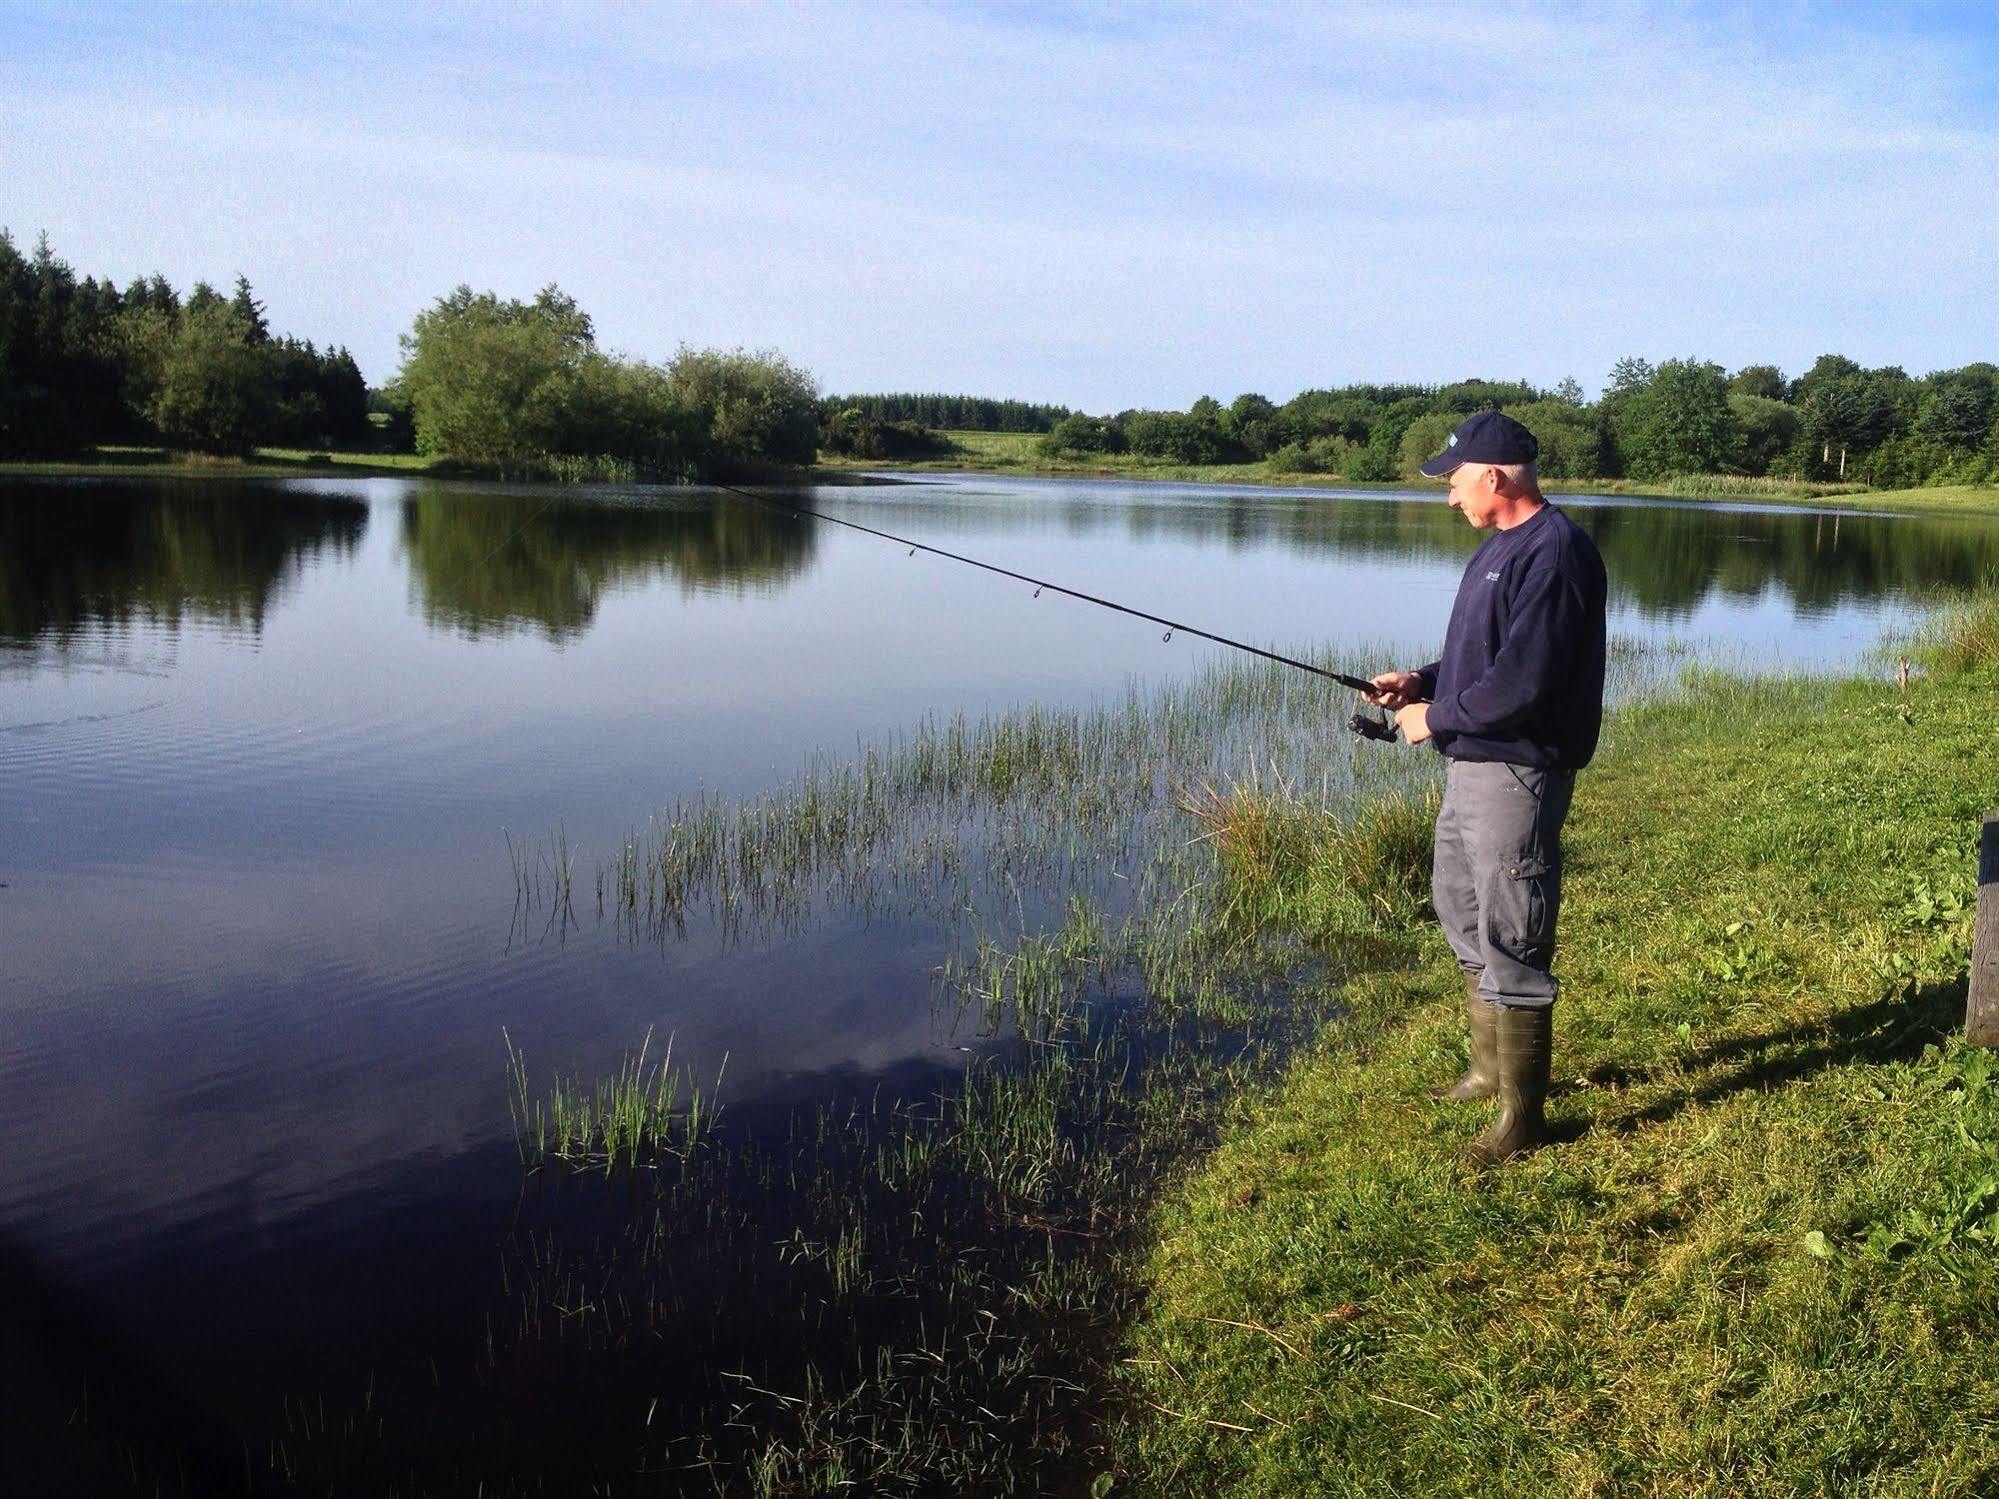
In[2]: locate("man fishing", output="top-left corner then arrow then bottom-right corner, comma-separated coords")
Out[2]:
1366,411 -> 1607,1165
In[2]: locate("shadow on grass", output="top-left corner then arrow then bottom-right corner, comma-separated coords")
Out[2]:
1566,977 -> 1969,1138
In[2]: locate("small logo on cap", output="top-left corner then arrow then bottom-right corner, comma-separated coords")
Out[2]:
1447,434 -> 1457,446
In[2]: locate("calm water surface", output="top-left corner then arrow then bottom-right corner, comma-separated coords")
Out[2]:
2,471 -> 1989,1465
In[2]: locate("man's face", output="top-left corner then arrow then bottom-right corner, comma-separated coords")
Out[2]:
1445,463 -> 1500,528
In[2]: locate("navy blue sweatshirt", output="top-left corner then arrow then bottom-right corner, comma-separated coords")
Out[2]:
1415,504 -> 1607,770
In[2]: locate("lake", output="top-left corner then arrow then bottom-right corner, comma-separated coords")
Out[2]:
3,471 -> 1989,1487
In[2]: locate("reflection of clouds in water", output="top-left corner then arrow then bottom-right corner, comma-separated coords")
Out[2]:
0,861 -> 956,1269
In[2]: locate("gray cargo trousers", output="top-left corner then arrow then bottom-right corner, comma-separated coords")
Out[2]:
1432,759 -> 1574,1010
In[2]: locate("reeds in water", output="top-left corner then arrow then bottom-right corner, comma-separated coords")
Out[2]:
505,1027 -> 725,1173
592,646 -> 1446,950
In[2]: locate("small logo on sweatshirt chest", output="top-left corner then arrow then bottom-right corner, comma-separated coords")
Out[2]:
1484,570 -> 1502,582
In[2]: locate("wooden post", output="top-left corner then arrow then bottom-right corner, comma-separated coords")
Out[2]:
1968,813 -> 1999,1046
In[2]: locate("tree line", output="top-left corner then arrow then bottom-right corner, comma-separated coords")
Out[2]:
1037,360 -> 1997,487
815,392 -> 1071,460
0,231 -> 369,457
819,392 -> 1071,433
0,230 -> 822,479
6,227 -> 1992,488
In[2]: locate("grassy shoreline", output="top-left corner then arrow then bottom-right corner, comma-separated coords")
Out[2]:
0,445 -> 840,487
7,439 -> 1994,517
0,443 -> 445,479
826,430 -> 1999,517
1104,606 -> 1999,1494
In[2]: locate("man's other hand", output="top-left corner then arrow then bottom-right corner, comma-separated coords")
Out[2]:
1366,670 -> 1422,709
1395,703 -> 1433,744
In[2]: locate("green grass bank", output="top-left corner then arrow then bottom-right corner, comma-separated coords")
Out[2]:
1105,601 -> 1999,1494
826,429 -> 1999,518
10,436 -> 1994,518
0,442 -> 443,479
0,444 -> 833,486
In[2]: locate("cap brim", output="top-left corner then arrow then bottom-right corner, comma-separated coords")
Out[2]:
1418,450 -> 1462,478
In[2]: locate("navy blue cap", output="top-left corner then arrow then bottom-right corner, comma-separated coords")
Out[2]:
1418,411 -> 1540,477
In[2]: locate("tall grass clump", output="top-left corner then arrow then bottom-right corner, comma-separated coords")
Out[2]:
1655,472 -> 1866,500
1184,772 -> 1437,939
1916,584 -> 1999,673
506,1027 -> 725,1173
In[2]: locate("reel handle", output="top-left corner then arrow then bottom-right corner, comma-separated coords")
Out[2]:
1348,707 -> 1400,743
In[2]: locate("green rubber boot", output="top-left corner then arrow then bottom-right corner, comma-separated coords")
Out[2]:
1429,972 -> 1500,1101
1465,1003 -> 1553,1166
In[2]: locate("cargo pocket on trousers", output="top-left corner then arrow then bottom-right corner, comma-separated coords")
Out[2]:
1496,854 -> 1560,962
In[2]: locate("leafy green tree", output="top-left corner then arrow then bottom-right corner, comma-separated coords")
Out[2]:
1345,396 -> 1422,481
1122,410 -> 1216,462
575,357 -> 705,475
148,300 -> 272,453
1613,358 -> 1738,479
1341,443 -> 1399,482
1503,400 -> 1605,480
665,346 -> 820,468
1186,395 -> 1237,459
397,284 -> 597,466
821,406 -> 951,460
230,275 -> 269,342
1040,412 -> 1124,455
1396,410 -> 1463,479
1434,378 -> 1538,414
1726,392 -> 1802,475
113,300 -> 178,437
1225,393 -> 1277,457
1729,364 -> 1787,402
1914,368 -> 1995,451
1606,356 -> 1655,395
1552,376 -> 1585,407
1793,355 -> 1901,478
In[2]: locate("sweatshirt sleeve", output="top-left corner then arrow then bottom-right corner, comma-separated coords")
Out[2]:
1425,567 -> 1582,739
1414,661 -> 1442,700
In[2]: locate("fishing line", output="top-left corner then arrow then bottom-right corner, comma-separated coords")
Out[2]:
709,481 -> 1383,696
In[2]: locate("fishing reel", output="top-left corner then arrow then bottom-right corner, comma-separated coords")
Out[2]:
1348,705 -> 1400,743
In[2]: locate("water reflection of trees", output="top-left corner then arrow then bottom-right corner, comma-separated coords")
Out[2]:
398,487 -> 817,640
1558,504 -> 1999,616
835,486 -> 1999,619
0,480 -> 368,645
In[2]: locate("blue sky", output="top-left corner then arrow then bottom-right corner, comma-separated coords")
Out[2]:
4,0 -> 1994,408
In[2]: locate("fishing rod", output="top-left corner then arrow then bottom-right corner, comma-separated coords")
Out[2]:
710,481 -> 1403,743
